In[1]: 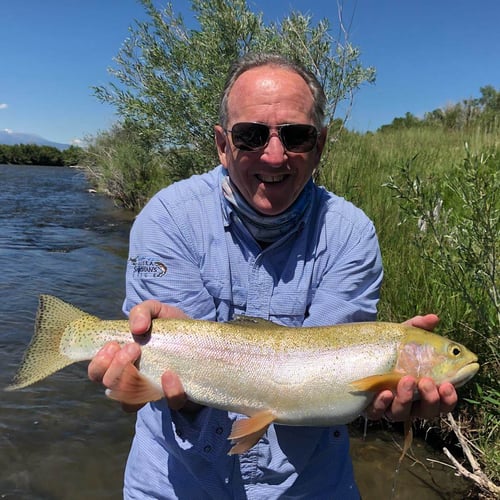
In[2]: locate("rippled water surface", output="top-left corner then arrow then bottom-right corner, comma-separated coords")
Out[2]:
0,165 -> 468,499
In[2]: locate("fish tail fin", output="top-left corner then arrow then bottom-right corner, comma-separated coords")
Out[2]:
5,295 -> 91,391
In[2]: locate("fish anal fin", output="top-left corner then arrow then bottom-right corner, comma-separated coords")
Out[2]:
105,363 -> 164,405
229,429 -> 267,455
227,410 -> 276,455
350,372 -> 403,392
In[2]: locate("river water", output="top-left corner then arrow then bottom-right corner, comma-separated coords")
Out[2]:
0,165 -> 468,499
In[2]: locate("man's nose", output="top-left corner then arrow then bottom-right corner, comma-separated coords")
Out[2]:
262,133 -> 286,165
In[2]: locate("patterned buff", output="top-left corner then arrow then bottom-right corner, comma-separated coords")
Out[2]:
221,172 -> 313,243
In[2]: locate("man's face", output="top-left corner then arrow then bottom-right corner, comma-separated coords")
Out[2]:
215,66 -> 326,216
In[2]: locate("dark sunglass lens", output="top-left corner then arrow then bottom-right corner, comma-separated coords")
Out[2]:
281,124 -> 318,152
232,123 -> 269,151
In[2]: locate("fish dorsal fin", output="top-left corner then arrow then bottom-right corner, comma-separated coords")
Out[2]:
105,363 -> 164,405
350,372 -> 404,392
228,316 -> 281,328
228,410 -> 276,455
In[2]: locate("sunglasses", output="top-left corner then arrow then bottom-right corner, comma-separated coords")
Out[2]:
225,122 -> 318,153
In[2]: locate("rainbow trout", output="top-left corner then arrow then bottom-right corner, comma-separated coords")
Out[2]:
6,295 -> 479,454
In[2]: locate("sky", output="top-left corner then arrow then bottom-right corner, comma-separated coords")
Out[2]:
1,0 -> 499,145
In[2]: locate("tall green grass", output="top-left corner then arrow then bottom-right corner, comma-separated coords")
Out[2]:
318,125 -> 499,487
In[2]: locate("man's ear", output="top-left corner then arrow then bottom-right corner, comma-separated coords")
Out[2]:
315,127 -> 328,160
214,125 -> 228,166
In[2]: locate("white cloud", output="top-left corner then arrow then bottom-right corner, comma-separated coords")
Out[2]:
2,128 -> 13,133
0,103 -> 8,110
72,138 -> 84,146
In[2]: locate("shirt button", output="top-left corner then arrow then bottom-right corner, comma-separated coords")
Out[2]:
333,430 -> 341,438
204,445 -> 212,453
216,427 -> 224,435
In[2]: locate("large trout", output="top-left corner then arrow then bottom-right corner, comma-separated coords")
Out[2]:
6,295 -> 479,454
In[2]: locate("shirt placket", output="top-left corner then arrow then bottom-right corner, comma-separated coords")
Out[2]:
245,253 -> 273,318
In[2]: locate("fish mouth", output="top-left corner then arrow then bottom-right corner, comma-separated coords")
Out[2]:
452,361 -> 480,388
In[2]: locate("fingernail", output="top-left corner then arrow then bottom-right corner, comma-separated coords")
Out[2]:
124,342 -> 140,357
441,385 -> 453,397
421,379 -> 434,393
403,379 -> 415,392
100,343 -> 119,356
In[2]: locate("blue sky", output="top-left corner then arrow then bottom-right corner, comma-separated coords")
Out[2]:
1,0 -> 499,145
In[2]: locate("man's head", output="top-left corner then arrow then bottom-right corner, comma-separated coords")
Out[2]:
215,53 -> 327,216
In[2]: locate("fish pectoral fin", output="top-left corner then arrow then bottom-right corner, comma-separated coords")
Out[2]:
227,410 -> 276,455
350,372 -> 403,392
104,364 -> 164,405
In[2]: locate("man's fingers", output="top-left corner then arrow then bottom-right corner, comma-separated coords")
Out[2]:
386,376 -> 416,422
88,342 -> 121,383
101,343 -> 142,389
161,370 -> 188,411
438,382 -> 458,412
129,300 -> 189,335
364,390 -> 394,420
129,301 -> 159,334
410,380 -> 457,418
100,343 -> 145,413
404,314 -> 440,331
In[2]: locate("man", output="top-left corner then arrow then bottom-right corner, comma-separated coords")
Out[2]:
89,53 -> 457,499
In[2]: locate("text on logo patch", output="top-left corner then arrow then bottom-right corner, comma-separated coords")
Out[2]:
129,256 -> 167,278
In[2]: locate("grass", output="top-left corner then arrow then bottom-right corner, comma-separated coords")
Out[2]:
318,125 -> 500,491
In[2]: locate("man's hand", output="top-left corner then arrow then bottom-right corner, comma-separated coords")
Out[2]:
88,300 -> 195,412
365,314 -> 458,421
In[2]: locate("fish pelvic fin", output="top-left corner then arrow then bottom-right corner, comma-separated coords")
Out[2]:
349,372 -> 403,392
228,410 -> 276,455
105,363 -> 164,405
399,419 -> 414,465
5,295 -> 91,391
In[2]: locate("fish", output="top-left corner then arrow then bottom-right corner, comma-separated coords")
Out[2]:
6,294 -> 479,455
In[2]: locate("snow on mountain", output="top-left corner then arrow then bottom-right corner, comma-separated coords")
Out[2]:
0,129 -> 70,150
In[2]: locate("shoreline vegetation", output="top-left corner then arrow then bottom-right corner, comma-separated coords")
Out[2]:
0,143 -> 85,167
320,122 -> 499,498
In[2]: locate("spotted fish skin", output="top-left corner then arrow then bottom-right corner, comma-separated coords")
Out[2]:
5,295 -> 479,453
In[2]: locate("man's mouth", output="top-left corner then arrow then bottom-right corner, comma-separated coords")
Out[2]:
256,174 -> 286,183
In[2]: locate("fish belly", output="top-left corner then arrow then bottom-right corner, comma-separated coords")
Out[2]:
138,335 -> 397,426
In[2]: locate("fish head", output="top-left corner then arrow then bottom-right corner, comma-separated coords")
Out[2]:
396,329 -> 479,388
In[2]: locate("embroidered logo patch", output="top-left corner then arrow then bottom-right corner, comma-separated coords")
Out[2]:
129,256 -> 167,278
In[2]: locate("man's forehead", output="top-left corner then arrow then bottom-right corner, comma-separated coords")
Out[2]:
232,65 -> 305,90
227,65 -> 312,112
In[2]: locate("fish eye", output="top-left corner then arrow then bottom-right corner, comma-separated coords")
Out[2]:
449,344 -> 462,357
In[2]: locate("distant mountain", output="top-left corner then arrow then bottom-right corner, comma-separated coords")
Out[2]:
0,130 -> 70,150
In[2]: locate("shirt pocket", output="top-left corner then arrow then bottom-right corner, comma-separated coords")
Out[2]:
269,287 -> 316,326
205,281 -> 248,319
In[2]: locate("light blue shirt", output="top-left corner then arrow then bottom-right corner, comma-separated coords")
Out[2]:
123,165 -> 383,499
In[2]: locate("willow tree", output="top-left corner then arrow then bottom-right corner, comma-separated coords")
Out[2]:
91,0 -> 375,207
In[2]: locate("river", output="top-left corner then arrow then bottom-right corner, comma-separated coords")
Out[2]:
0,165 -> 468,499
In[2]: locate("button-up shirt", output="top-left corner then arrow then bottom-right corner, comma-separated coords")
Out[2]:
123,165 -> 383,499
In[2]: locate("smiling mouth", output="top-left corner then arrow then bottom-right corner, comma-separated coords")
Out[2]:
256,174 -> 287,183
